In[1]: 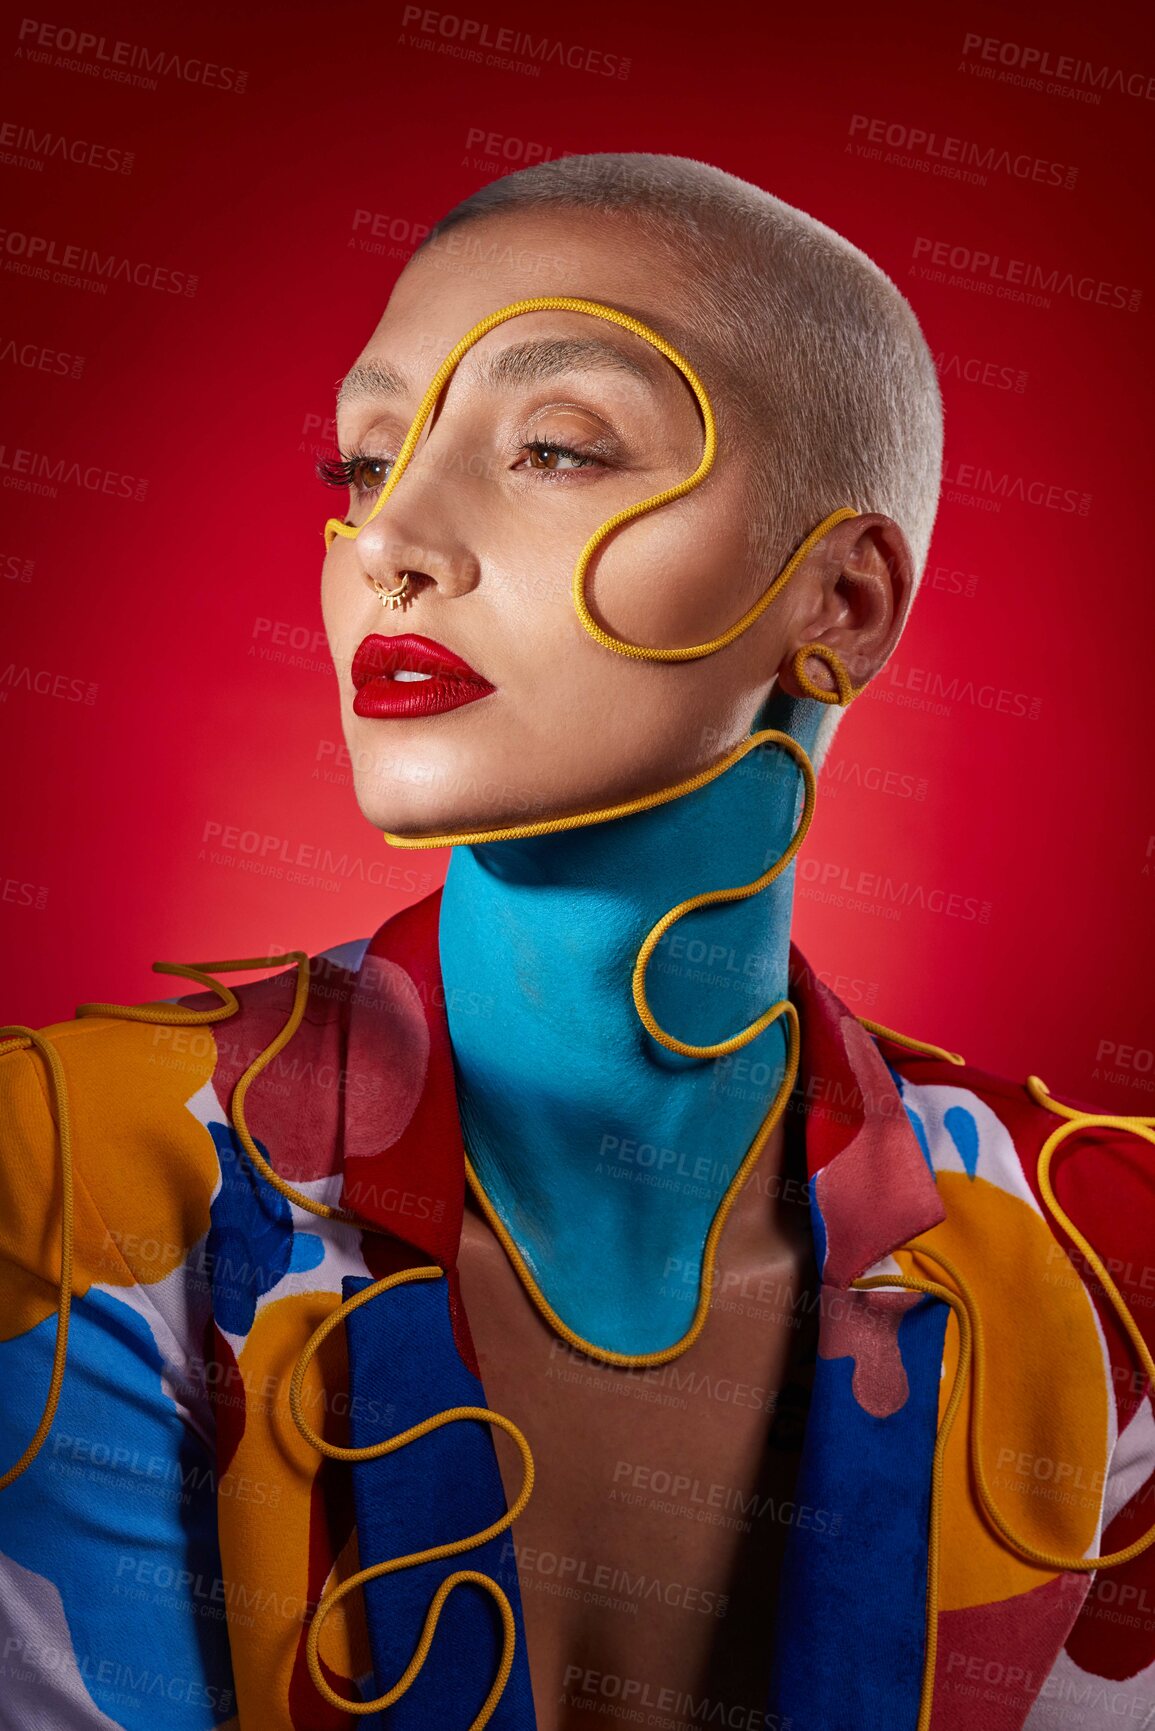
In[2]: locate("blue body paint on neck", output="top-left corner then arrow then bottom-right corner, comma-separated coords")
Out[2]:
438,692 -> 822,1356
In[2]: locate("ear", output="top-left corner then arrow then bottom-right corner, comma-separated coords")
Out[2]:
775,513 -> 916,701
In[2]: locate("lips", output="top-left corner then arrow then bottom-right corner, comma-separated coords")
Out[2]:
350,632 -> 496,720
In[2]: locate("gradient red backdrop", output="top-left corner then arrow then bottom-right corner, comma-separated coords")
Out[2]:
2,0 -> 1152,1110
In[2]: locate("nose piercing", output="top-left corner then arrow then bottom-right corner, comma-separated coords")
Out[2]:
370,573 -> 411,609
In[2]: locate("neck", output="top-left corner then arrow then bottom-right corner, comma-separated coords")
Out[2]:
438,691 -> 822,1356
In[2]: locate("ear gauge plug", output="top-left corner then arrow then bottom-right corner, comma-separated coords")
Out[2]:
790,642 -> 862,707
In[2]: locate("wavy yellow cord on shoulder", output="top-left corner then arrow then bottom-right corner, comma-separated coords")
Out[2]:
854,1079 -> 1155,1731
0,957 -> 533,1727
4,961 -> 1154,1728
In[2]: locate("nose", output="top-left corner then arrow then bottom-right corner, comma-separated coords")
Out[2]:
350,447 -> 481,604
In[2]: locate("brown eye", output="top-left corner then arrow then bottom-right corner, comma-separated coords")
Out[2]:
351,457 -> 393,491
524,441 -> 594,472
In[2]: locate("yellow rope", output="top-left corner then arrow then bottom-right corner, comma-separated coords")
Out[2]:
6,959 -> 1148,1728
793,640 -> 866,706
385,721 -> 809,1365
461,1001 -> 800,1369
1,294 -> 1072,1722
336,295 -> 965,1338
0,1027 -> 73,1493
1,956 -> 532,1726
331,300 -> 844,1362
323,290 -> 859,664
289,1265 -> 533,1718
857,1019 -> 966,1066
851,1268 -> 972,1731
854,1078 -> 1155,1726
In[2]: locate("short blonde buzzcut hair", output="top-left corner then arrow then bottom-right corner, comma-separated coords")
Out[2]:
415,152 -> 944,770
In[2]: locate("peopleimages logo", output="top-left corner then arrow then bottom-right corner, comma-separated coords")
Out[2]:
941,459 -> 1091,516
398,7 -> 630,78
0,120 -> 133,173
0,442 -> 148,501
933,351 -> 1028,395
15,19 -> 249,93
847,114 -> 1077,189
961,33 -> 1155,103
463,126 -> 567,167
912,237 -> 1141,313
0,228 -> 197,296
0,338 -> 84,378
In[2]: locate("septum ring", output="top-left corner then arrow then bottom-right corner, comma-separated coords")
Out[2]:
370,572 -> 411,610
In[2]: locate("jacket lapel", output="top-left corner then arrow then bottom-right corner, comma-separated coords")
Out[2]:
335,904 -> 951,1730
338,888 -> 538,1726
765,948 -> 950,1731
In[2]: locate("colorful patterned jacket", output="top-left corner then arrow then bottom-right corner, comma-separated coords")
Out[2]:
1,886 -> 1153,1731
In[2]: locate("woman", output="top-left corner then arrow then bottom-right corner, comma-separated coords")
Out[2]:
2,153 -> 1153,1731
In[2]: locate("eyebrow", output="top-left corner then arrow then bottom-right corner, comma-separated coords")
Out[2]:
335,334 -> 665,415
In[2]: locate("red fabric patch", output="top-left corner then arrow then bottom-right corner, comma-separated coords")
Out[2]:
179,951 -> 352,1182
931,1573 -> 1088,1730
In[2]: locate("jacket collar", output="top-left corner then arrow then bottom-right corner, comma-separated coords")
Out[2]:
337,892 -> 945,1291
786,943 -> 945,1283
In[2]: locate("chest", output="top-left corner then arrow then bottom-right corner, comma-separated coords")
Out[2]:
456,1197 -> 819,1731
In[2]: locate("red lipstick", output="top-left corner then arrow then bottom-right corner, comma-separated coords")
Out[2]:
350,633 -> 496,719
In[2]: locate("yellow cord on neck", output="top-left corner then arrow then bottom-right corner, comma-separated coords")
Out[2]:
383,722 -> 815,1365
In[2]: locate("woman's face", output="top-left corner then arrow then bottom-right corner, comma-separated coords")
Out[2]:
321,209 -> 810,837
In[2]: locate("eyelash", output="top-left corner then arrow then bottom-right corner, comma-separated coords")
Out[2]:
315,439 -> 600,494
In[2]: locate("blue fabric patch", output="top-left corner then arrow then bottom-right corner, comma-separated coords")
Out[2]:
808,1171 -> 829,1281
905,1104 -> 935,1177
289,1231 -> 325,1272
0,1288 -> 235,1729
205,1120 -> 294,1334
765,1291 -> 949,1731
343,1273 -> 538,1730
944,1104 -> 980,1180
885,1061 -> 936,1179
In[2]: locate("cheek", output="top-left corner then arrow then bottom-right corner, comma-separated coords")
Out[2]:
579,512 -> 754,651
320,549 -> 357,644
480,530 -> 579,636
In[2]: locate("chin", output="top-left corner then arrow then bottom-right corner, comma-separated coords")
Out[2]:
351,778 -> 532,842
346,723 -> 560,839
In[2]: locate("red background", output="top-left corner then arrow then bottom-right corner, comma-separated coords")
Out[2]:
1,0 -> 1152,1108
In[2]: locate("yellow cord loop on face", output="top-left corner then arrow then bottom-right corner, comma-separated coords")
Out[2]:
323,291 -> 858,661
855,1081 -> 1155,1729
1,956 -> 535,1728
